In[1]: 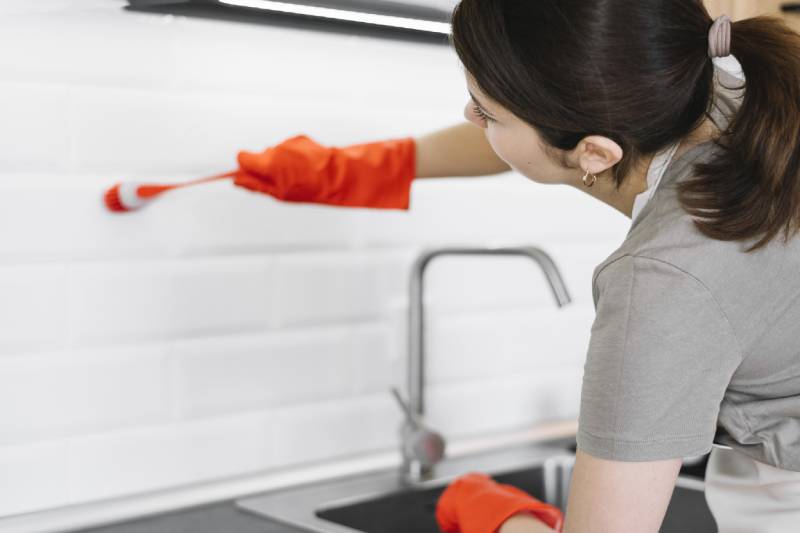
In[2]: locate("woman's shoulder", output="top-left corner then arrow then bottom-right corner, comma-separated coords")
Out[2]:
591,152 -> 720,279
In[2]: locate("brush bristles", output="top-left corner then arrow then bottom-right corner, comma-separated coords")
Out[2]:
104,184 -> 130,212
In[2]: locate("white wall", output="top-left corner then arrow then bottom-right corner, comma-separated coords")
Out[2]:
0,0 -> 632,519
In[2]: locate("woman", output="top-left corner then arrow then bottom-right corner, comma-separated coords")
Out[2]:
233,1 -> 800,531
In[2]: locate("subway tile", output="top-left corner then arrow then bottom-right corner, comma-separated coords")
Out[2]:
0,440 -> 70,517
0,264 -> 70,354
270,249 -> 409,327
0,172 -> 176,261
270,394 -> 402,467
351,177 -> 630,246
0,172 -> 362,260
0,345 -> 168,446
67,257 -> 275,345
0,1 -> 456,102
66,84 -> 441,176
171,10 -> 461,103
0,172 -> 622,262
66,412 -> 276,503
0,83 -> 71,173
425,305 -> 595,385
170,324 -> 396,418
143,179 -> 364,255
0,9 -> 177,88
349,320 -> 405,397
425,367 -> 584,438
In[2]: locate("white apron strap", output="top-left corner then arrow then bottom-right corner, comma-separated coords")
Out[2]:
704,444 -> 800,532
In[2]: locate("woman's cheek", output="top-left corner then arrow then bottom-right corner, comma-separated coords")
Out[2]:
485,130 -> 518,169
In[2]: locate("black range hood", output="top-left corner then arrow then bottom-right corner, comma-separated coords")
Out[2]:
126,0 -> 453,45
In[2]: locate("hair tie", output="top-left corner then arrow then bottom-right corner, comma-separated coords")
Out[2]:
708,14 -> 732,58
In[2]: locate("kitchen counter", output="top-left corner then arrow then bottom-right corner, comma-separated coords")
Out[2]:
48,430 -> 713,533
74,502 -> 304,533
71,435 -> 580,533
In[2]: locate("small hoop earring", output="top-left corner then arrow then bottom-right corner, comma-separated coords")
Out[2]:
582,168 -> 597,187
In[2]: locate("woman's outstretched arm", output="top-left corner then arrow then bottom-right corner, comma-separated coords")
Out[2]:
414,121 -> 511,179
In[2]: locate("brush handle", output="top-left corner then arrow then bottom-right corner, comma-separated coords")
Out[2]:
105,170 -> 240,212
137,171 -> 237,198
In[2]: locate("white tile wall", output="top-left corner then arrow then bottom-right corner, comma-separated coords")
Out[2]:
0,0 -> 632,519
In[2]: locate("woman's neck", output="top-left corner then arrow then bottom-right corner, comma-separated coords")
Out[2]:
576,117 -> 721,219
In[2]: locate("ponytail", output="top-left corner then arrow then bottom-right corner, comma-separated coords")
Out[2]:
678,16 -> 800,252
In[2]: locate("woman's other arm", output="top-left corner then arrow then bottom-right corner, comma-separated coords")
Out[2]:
500,514 -> 558,533
499,448 -> 683,533
414,121 -> 512,178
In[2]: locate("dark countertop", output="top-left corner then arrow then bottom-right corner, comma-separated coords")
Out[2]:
75,502 -> 307,533
72,436 -> 582,533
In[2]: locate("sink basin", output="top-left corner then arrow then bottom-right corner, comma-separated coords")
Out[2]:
315,459 -> 571,533
236,440 -> 717,533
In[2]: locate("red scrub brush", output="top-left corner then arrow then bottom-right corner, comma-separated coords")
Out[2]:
102,134 -> 417,213
103,171 -> 237,213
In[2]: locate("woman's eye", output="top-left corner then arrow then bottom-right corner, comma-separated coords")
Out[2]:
473,104 -> 495,123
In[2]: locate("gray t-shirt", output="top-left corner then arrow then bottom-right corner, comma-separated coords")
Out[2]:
576,65 -> 800,471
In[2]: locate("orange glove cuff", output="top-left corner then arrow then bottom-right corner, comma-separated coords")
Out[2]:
436,472 -> 564,533
233,134 -> 416,210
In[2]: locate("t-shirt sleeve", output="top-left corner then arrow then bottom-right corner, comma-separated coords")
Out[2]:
576,254 -> 743,461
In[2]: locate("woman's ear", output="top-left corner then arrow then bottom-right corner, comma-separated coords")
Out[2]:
573,135 -> 623,175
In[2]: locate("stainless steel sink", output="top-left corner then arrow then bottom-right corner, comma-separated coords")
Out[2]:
235,440 -> 717,533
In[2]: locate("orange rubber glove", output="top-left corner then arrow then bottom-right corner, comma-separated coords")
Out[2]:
436,472 -> 565,533
233,134 -> 416,209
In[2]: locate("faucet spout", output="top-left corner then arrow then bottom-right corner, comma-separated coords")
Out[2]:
401,244 -> 572,481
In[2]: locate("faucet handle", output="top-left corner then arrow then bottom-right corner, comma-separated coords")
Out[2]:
390,387 -> 422,429
390,387 -> 446,475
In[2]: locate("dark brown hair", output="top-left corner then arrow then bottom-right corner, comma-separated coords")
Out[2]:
450,0 -> 800,252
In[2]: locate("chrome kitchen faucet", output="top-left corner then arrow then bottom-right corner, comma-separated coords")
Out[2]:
396,245 -> 574,483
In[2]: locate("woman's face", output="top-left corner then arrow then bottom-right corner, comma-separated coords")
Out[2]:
464,71 -> 622,187
463,71 -> 575,185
